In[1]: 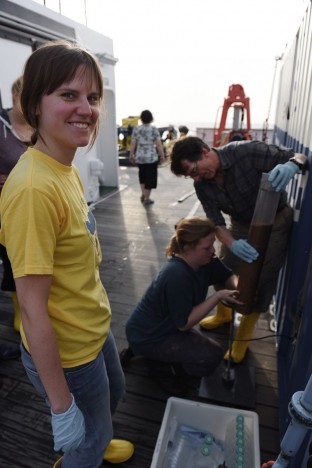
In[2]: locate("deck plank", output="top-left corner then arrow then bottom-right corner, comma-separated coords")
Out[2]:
0,163 -> 281,466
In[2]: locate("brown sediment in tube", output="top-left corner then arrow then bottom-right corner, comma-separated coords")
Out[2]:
236,223 -> 273,314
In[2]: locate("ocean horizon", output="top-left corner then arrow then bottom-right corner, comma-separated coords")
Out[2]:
154,121 -> 273,133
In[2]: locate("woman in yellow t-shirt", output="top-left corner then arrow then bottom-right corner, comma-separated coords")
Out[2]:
0,41 -> 134,468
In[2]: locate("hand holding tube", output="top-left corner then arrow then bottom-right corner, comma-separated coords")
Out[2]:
51,394 -> 85,452
216,289 -> 243,305
230,239 -> 259,263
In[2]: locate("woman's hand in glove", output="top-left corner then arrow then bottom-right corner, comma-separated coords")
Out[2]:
51,394 -> 85,452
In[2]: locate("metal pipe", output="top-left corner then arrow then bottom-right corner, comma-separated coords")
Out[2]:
221,301 -> 236,387
272,374 -> 312,467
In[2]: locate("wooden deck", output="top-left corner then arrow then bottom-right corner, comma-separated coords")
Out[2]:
0,162 -> 280,467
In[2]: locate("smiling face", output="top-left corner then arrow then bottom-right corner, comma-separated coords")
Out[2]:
35,66 -> 101,164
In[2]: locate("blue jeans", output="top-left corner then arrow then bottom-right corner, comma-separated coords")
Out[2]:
21,330 -> 125,468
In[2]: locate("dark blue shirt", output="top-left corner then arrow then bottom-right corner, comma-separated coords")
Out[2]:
195,140 -> 294,225
126,256 -> 233,354
0,109 -> 28,176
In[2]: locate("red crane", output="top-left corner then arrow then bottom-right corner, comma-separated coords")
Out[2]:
213,84 -> 252,147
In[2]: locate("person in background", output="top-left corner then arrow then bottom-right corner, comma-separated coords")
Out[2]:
165,125 -> 190,158
162,124 -> 177,157
129,109 -> 165,206
0,76 -> 32,359
125,216 -> 242,395
178,125 -> 189,138
170,137 -> 308,363
0,40 -> 134,468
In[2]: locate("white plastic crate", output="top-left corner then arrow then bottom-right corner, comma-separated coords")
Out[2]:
151,397 -> 260,467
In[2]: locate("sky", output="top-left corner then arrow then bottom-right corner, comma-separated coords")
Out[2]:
34,0 -> 307,130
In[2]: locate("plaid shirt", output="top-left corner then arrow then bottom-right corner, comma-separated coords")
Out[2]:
195,140 -> 294,225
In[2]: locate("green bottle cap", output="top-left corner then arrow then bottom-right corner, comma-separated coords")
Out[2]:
237,421 -> 244,431
236,437 -> 244,448
236,446 -> 244,455
204,435 -> 213,445
201,446 -> 210,456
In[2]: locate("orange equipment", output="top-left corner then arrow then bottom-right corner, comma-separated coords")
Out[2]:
213,84 -> 252,147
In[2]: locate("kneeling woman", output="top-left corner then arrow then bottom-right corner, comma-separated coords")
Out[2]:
126,216 -> 242,392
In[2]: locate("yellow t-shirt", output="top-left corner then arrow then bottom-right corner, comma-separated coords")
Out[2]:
0,148 -> 111,367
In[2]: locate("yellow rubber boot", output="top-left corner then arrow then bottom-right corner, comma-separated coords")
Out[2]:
224,312 -> 260,363
53,439 -> 134,466
12,292 -> 21,333
199,302 -> 232,329
104,439 -> 134,463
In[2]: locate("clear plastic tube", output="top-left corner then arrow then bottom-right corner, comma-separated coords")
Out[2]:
236,173 -> 281,314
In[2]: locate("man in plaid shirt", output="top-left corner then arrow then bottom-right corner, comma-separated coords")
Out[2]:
170,137 -> 308,362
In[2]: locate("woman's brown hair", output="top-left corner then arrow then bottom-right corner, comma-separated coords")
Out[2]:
20,40 -> 104,147
166,216 -> 216,257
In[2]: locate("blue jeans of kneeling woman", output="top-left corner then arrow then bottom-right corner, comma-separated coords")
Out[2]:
21,330 -> 125,468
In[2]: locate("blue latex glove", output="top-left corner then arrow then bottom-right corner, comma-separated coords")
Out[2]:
51,394 -> 85,452
267,162 -> 299,192
230,239 -> 259,263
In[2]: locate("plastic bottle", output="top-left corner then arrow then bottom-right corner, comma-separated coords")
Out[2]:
163,431 -> 194,467
163,423 -> 202,468
163,424 -> 224,468
223,414 -> 253,468
191,433 -> 224,467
